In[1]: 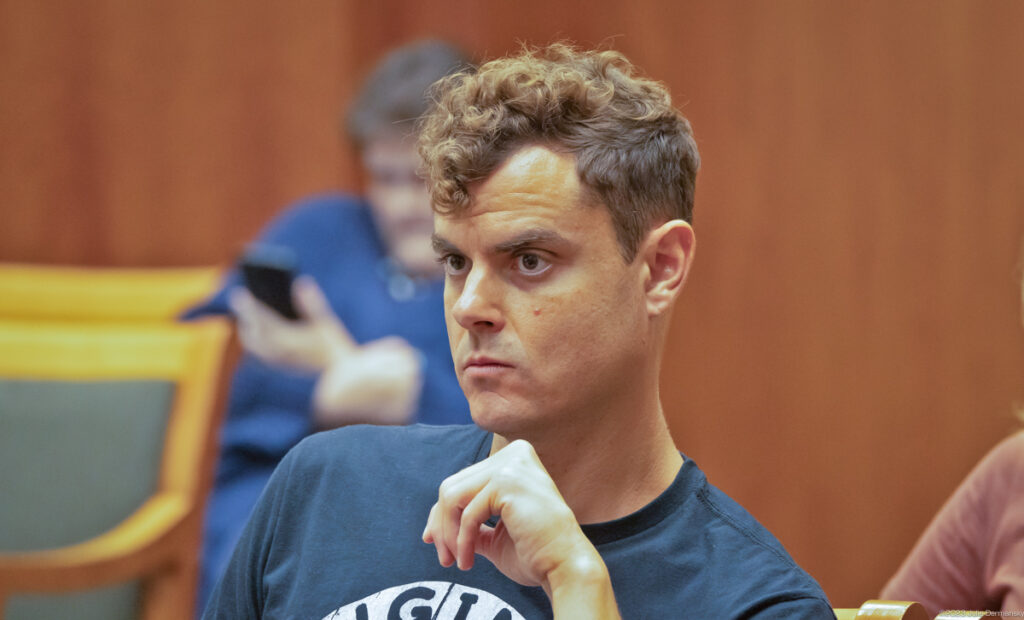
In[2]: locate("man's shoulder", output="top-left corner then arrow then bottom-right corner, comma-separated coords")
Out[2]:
288,423 -> 488,470
686,467 -> 832,612
696,481 -> 800,565
302,422 -> 487,449
266,424 -> 489,523
262,193 -> 373,241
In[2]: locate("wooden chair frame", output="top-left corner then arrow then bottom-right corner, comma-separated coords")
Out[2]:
834,600 -> 930,620
0,318 -> 231,619
0,263 -> 222,322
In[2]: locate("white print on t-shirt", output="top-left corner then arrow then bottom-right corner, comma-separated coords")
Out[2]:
321,581 -> 526,620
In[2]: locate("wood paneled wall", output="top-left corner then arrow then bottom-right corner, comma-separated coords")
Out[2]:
3,0 -> 1023,607
0,0 -> 352,264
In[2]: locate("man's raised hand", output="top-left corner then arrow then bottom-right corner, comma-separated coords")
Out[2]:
422,440 -> 620,618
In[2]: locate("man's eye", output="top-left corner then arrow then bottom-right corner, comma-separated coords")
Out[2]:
442,254 -> 468,276
515,253 -> 550,275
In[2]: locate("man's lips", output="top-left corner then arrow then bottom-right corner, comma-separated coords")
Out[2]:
462,356 -> 514,377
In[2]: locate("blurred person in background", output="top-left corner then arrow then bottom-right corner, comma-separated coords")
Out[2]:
881,266 -> 1024,616
184,39 -> 473,612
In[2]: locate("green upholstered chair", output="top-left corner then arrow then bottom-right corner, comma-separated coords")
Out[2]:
0,318 -> 230,620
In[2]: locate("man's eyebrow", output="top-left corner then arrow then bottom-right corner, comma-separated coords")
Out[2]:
431,234 -> 459,254
493,229 -> 569,254
433,229 -> 570,256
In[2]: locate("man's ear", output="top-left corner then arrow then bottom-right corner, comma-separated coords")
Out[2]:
641,220 -> 696,317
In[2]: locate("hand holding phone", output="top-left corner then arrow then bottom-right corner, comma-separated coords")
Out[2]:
230,266 -> 358,373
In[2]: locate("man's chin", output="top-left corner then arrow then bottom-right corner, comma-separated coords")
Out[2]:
468,396 -> 534,435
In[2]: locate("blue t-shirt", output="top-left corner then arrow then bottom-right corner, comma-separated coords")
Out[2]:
185,194 -> 470,612
204,424 -> 833,619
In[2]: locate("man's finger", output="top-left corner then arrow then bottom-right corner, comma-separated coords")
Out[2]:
425,502 -> 455,567
230,287 -> 268,352
430,466 -> 492,569
422,502 -> 438,544
473,520 -> 504,568
228,286 -> 257,318
434,516 -> 455,568
292,276 -> 327,320
423,502 -> 455,567
456,483 -> 495,570
293,276 -> 356,347
438,481 -> 465,569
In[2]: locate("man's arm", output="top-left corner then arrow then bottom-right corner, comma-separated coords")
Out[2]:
201,445 -> 302,619
421,439 -> 621,619
230,276 -> 423,428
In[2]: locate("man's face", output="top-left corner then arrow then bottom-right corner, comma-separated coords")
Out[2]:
432,145 -> 650,436
362,136 -> 438,278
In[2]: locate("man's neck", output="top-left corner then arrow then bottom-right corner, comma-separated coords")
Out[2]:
488,400 -> 682,525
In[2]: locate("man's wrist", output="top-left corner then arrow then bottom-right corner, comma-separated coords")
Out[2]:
546,548 -> 620,619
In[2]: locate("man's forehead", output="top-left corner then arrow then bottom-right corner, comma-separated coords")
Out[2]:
429,144 -> 611,249
442,147 -> 585,215
479,146 -> 580,198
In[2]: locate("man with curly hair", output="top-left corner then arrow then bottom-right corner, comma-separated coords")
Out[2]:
204,44 -> 832,619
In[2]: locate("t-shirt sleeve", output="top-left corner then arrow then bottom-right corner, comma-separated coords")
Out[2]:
881,431 -> 1024,616
744,596 -> 836,619
201,443 -> 300,619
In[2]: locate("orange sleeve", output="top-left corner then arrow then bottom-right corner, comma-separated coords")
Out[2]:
881,430 -> 1024,617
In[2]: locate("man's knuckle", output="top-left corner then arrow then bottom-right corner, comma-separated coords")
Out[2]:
495,464 -> 520,486
438,478 -> 455,501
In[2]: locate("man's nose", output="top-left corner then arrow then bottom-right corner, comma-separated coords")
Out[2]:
451,267 -> 505,334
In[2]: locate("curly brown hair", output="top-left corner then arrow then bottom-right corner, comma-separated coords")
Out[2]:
418,43 -> 700,261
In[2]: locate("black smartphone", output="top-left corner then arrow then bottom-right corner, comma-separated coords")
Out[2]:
239,243 -> 300,320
